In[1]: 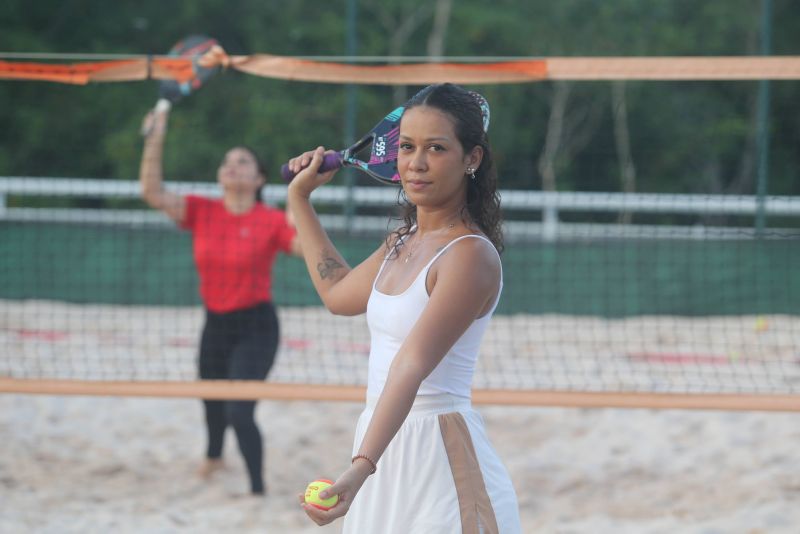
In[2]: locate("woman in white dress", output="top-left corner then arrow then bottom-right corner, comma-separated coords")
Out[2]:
287,83 -> 521,533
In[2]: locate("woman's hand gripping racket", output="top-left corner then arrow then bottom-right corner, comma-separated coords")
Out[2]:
281,106 -> 404,186
140,34 -> 220,136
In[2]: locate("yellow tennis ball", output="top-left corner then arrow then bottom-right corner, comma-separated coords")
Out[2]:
305,478 -> 339,511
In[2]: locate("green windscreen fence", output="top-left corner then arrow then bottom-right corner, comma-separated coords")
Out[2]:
2,221 -> 799,316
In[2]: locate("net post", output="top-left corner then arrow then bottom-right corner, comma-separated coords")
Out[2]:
755,0 -> 772,235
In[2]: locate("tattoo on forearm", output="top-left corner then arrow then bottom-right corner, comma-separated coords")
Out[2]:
317,251 -> 344,280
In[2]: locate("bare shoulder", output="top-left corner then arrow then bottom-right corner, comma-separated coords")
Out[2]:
435,234 -> 501,277
426,234 -> 501,309
444,233 -> 499,260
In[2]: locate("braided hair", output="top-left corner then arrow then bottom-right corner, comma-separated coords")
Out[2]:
390,83 -> 503,254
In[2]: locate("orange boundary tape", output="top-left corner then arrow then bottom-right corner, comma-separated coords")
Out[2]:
0,58 -> 195,84
3,54 -> 799,85
1,379 -> 798,411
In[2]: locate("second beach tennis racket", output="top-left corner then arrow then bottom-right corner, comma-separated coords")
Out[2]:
141,35 -> 220,135
281,106 -> 404,186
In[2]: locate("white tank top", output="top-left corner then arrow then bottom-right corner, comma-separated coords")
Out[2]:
366,234 -> 502,399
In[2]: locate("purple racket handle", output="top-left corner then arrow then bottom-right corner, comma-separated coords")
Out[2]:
281,152 -> 343,182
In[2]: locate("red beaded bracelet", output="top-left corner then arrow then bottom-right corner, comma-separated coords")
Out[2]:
351,454 -> 377,475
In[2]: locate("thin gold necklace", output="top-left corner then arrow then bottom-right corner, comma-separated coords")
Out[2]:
403,222 -> 456,263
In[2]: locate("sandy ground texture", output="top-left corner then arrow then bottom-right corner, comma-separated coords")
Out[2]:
1,393 -> 800,533
2,300 -> 800,532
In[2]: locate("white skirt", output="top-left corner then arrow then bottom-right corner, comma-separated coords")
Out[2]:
342,394 -> 521,534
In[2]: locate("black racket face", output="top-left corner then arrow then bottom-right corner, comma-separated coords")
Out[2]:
158,35 -> 219,103
343,106 -> 404,185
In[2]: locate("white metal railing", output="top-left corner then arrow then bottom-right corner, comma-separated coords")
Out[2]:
2,177 -> 799,241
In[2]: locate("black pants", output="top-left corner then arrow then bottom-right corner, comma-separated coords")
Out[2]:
198,302 -> 279,494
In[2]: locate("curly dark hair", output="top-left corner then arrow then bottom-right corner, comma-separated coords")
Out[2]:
389,83 -> 503,254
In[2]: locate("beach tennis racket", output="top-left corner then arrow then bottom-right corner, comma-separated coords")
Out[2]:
141,35 -> 220,135
281,106 -> 404,186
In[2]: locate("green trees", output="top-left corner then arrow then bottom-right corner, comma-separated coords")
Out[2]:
1,0 -> 798,198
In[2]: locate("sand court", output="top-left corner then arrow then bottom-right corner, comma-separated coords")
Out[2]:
2,394 -> 799,532
2,299 -> 800,531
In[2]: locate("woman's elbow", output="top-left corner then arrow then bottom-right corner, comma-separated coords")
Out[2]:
289,238 -> 303,258
388,357 -> 429,388
320,294 -> 364,317
323,301 -> 360,317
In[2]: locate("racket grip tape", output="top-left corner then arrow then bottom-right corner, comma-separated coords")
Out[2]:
140,99 -> 173,137
280,152 -> 343,182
